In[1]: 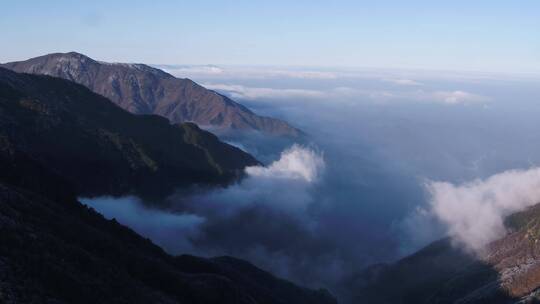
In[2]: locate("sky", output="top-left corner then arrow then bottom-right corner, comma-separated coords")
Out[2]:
1,0 -> 539,73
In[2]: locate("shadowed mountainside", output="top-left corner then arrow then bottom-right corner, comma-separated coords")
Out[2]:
0,67 -> 259,200
348,205 -> 540,304
347,239 -> 507,304
0,180 -> 337,304
0,68 -> 337,304
2,52 -> 302,137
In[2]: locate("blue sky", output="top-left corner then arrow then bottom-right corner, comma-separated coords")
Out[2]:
1,0 -> 539,72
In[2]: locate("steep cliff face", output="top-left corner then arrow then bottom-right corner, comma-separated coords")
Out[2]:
2,52 -> 302,137
0,67 -> 258,200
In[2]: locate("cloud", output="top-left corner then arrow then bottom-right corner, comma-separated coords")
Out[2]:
167,145 -> 358,289
78,67 -> 540,301
205,82 -> 489,106
431,90 -> 490,104
382,78 -> 423,86
417,167 -> 540,251
182,144 -> 325,216
82,145 -> 325,261
246,145 -> 324,182
203,83 -> 326,100
157,64 -> 540,84
80,196 -> 205,254
203,83 -> 392,101
161,65 -> 224,76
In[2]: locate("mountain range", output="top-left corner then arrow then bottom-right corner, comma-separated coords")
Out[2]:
0,67 -> 336,304
1,52 -> 302,137
5,53 -> 540,304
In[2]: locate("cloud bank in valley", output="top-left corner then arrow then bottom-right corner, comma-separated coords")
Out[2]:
415,167 -> 540,251
82,66 -> 540,300
204,82 -> 490,105
80,196 -> 205,254
246,145 -> 324,182
203,83 -> 326,100
180,144 -> 325,217
81,145 -> 336,287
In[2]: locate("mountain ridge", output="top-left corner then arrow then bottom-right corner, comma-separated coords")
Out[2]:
0,67 -> 336,304
1,52 -> 303,137
0,67 -> 258,200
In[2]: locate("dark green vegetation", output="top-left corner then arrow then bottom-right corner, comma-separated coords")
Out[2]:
0,67 -> 258,200
0,68 -> 337,304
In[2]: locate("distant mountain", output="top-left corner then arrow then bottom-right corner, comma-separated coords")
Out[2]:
0,67 -> 258,200
0,68 -> 337,303
2,52 -> 302,137
348,206 -> 540,304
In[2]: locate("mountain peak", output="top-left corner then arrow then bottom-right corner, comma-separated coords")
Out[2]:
59,51 -> 92,58
40,51 -> 97,65
1,52 -> 303,137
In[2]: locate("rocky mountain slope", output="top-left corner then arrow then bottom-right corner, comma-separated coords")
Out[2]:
348,205 -> 540,304
0,68 -> 337,303
2,52 -> 302,137
0,67 -> 259,200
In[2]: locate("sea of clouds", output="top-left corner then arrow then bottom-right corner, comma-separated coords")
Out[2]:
83,66 -> 540,300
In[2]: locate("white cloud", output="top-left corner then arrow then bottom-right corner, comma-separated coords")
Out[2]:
204,82 -> 489,106
159,65 -> 224,76
431,90 -> 489,104
159,65 -> 491,105
203,83 -> 325,100
246,145 -> 324,183
382,78 -> 423,86
185,145 -> 325,216
157,64 -> 540,84
203,83 -> 397,102
420,167 -> 540,251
